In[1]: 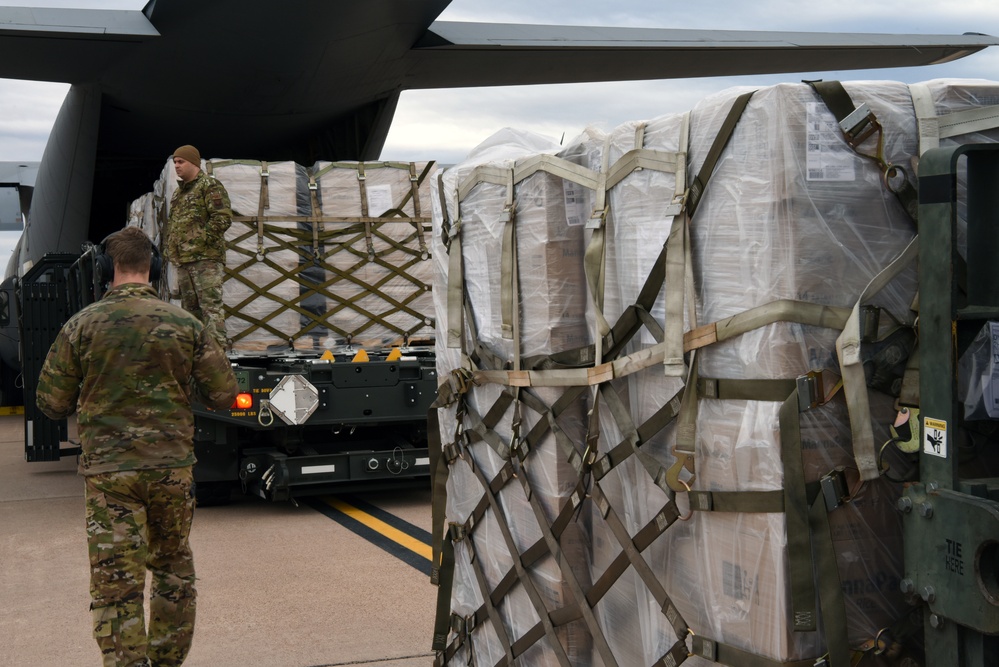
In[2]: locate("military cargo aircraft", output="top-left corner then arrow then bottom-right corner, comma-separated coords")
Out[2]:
0,0 -> 996,276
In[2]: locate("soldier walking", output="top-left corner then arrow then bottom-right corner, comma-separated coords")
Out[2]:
165,144 -> 232,350
35,226 -> 238,667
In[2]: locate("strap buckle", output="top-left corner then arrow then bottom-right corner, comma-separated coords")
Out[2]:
796,369 -> 842,411
797,370 -> 825,411
820,467 -> 849,511
586,205 -> 608,230
840,102 -> 879,148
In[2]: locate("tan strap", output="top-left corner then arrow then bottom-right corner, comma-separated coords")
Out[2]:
836,235 -> 918,480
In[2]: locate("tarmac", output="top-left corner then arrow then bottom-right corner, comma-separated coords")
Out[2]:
0,414 -> 437,667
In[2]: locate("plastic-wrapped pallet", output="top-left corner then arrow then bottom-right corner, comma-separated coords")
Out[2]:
577,114 -> 692,665
311,160 -> 437,348
131,157 -> 437,354
674,81 -> 921,663
433,128 -> 599,665
428,77 -> 999,667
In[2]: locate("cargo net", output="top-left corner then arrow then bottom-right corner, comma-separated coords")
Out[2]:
428,79 -> 999,667
135,159 -> 437,354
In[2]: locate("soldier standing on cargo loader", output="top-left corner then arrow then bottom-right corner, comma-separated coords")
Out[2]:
34,226 -> 238,667
165,144 -> 232,350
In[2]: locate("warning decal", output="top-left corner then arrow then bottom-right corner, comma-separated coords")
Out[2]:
924,417 -> 948,458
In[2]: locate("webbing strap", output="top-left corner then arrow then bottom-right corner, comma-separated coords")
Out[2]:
499,171 -> 516,341
674,351 -> 699,459
584,198 -> 610,365
223,219 -> 433,345
307,171 -> 322,259
934,103 -> 999,139
520,474 -> 618,667
256,162 -> 269,257
809,484 -> 851,667
687,488 -> 784,513
779,389 -> 817,633
690,635 -> 817,667
591,485 -> 688,643
909,83 -> 941,155
429,409 -> 454,653
805,80 -> 919,221
835,235 -> 918,480
686,90 -> 755,218
517,385 -> 587,471
910,82 -> 999,154
590,386 -> 683,491
467,458 -> 563,666
698,377 -> 798,402
685,300 -> 851,351
663,204 -> 689,377
445,216 -> 464,349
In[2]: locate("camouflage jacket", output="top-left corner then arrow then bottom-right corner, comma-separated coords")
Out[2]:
165,170 -> 232,264
35,283 -> 238,475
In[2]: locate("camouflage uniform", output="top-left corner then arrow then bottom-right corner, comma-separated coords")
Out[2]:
36,282 -> 238,667
165,170 -> 232,350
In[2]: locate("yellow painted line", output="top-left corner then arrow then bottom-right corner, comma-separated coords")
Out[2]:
323,496 -> 432,561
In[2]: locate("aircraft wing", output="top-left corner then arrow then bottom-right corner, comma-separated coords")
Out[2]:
0,8 -> 158,84
407,22 -> 999,88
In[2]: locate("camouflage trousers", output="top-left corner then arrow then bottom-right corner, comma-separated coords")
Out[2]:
176,259 -> 228,349
85,467 -> 197,667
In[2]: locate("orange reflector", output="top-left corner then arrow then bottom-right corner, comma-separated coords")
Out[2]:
319,350 -> 335,361
233,393 -> 253,409
386,347 -> 402,362
352,349 -> 370,362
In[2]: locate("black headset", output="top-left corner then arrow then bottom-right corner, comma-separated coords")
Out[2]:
94,232 -> 162,285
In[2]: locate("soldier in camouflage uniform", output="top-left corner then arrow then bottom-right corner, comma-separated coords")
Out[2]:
165,144 -> 231,350
35,226 -> 238,667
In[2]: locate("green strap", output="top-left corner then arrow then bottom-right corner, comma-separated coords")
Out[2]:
808,485 -> 851,667
805,80 -> 919,221
697,377 -> 798,402
687,489 -> 784,513
779,389 -> 817,633
428,407 -> 454,653
686,90 -> 756,218
690,635 -> 817,667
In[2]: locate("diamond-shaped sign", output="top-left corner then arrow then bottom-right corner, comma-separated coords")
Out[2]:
268,374 -> 319,426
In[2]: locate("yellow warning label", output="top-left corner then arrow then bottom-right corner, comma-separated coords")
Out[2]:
924,417 -> 948,458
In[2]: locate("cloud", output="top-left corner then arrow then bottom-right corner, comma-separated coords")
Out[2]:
2,0 -> 998,167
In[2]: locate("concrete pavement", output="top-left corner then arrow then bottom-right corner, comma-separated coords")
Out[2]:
0,415 -> 437,667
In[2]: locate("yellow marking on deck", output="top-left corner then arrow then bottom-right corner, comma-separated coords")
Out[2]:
0,406 -> 24,415
323,496 -> 432,561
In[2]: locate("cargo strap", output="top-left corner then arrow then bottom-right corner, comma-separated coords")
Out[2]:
670,299 -> 850,484
222,161 -> 435,348
805,80 -> 918,221
690,635 -> 821,667
257,161 -> 269,257
909,82 -> 999,155
686,90 -> 755,218
835,236 -> 918,480
434,388 -> 692,665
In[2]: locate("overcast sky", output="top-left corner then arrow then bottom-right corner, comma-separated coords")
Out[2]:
1,0 -> 998,258
2,0 -> 998,164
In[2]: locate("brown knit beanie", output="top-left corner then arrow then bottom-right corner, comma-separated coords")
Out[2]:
173,144 -> 201,165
